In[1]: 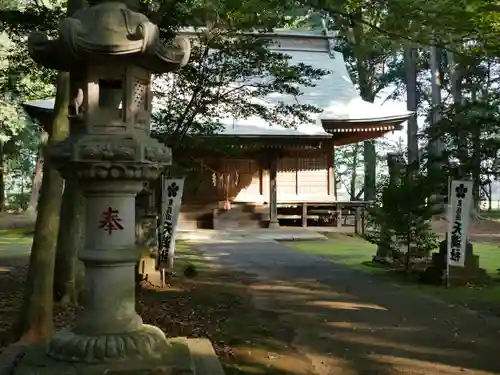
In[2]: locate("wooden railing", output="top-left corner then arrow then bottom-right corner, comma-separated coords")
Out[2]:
276,201 -> 372,234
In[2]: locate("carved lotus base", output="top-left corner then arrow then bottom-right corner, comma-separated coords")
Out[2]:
7,338 -> 210,375
7,338 -> 228,375
47,324 -> 170,363
73,162 -> 165,181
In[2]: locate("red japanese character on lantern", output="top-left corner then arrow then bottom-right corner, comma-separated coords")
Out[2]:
99,206 -> 124,234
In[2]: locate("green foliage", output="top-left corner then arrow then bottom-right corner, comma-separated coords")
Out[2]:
0,0 -> 332,196
5,125 -> 40,208
323,2 -> 404,102
151,31 -> 327,156
423,97 -> 500,181
0,0 -> 62,209
365,165 -> 440,270
335,140 -> 393,199
7,191 -> 30,211
183,263 -> 198,278
301,0 -> 500,56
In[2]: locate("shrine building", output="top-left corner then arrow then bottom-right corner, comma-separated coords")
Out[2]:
23,28 -> 412,231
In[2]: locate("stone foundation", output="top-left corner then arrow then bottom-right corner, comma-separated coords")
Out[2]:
1,338 -> 224,375
421,239 -> 490,286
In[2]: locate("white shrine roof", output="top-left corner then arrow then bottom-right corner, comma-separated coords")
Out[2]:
23,29 -> 412,139
24,98 -> 54,111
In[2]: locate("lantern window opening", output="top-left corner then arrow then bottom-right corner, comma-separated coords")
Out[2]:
98,79 -> 124,110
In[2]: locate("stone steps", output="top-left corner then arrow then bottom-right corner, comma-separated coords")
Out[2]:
213,203 -> 265,230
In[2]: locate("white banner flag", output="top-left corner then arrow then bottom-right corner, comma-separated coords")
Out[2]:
447,180 -> 473,267
158,177 -> 185,269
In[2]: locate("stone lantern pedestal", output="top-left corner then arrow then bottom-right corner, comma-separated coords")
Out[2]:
1,0 -> 224,374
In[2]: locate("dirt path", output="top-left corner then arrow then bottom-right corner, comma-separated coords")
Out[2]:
196,240 -> 500,375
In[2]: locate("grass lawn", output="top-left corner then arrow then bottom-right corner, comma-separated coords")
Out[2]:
0,228 -> 33,258
480,210 -> 500,222
288,233 -> 500,313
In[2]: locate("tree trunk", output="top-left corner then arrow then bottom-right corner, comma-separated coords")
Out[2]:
428,45 -> 444,169
51,0 -> 88,305
16,72 -> 70,343
447,49 -> 467,183
349,18 -> 377,203
349,145 -> 359,200
447,50 -> 462,104
470,85 -> 481,214
488,181 -> 492,211
404,45 -> 419,166
53,179 -> 85,305
363,141 -> 376,201
332,148 -> 338,199
26,136 -> 46,216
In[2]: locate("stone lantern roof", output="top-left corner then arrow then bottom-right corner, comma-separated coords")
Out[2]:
28,1 -> 190,73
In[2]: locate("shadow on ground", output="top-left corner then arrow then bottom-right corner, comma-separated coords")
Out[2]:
0,230 -> 33,347
2,232 -> 499,375
138,247 -> 314,375
0,243 -> 313,375
196,240 -> 500,375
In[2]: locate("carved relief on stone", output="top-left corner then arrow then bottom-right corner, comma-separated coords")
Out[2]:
48,324 -> 172,364
80,141 -> 137,161
144,143 -> 172,163
75,163 -> 164,181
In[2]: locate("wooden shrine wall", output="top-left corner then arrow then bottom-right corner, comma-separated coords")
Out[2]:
182,154 -> 333,206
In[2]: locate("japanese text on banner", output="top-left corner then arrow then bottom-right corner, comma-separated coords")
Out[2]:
447,180 -> 473,267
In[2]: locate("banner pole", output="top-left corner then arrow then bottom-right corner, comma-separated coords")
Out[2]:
445,176 -> 451,288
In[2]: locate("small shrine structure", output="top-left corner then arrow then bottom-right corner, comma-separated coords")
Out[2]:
24,28 -> 413,231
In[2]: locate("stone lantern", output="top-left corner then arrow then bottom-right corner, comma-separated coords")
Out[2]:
12,1 -> 218,374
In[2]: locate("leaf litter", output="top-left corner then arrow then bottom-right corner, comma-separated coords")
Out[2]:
0,256 -> 309,375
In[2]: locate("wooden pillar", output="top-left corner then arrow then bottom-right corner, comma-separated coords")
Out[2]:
301,203 -> 307,227
326,141 -> 334,197
268,154 -> 280,229
354,206 -> 361,235
337,203 -> 342,228
295,157 -> 299,195
361,206 -> 366,235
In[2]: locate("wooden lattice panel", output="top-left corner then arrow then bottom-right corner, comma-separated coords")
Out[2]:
277,158 -> 298,196
298,156 -> 328,195
298,156 -> 327,171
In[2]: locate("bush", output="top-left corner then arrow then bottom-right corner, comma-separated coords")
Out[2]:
7,192 -> 30,212
183,263 -> 198,278
365,165 -> 439,272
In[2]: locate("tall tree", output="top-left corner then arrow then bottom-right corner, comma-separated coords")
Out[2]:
25,136 -> 45,215
427,46 -> 444,171
404,45 -> 418,165
52,0 -> 87,305
335,143 -> 364,200
325,4 -> 405,201
17,72 -> 68,343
